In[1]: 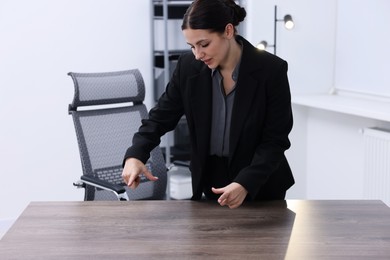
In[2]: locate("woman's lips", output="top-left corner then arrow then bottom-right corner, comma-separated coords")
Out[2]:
203,58 -> 212,65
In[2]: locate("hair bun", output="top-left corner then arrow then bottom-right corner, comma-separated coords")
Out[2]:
223,0 -> 246,25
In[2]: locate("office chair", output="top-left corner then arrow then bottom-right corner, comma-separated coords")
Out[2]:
68,69 -> 167,201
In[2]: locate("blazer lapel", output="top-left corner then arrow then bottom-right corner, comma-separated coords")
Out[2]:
229,38 -> 263,161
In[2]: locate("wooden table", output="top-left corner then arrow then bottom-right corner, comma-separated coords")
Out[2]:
1,200 -> 390,259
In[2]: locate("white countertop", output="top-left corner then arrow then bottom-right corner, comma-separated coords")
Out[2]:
292,93 -> 390,122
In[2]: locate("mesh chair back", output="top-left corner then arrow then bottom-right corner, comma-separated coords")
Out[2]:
68,69 -> 167,200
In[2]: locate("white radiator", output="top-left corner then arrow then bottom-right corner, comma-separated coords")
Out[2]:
363,127 -> 390,206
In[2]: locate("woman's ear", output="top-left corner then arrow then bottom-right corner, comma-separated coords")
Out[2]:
224,23 -> 235,39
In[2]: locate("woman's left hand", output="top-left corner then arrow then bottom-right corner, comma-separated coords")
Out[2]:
211,182 -> 248,209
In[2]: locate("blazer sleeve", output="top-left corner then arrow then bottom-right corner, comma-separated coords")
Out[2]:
122,56 -> 186,165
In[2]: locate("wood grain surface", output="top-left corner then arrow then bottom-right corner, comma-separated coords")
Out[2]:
1,200 -> 390,259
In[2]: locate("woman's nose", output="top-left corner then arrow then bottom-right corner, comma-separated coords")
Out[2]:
193,48 -> 203,60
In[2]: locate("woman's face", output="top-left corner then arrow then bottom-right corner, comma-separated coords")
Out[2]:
182,28 -> 231,70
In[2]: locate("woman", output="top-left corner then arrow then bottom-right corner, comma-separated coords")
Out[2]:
122,0 -> 294,209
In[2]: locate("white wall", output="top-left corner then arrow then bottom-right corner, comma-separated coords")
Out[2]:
0,0 -> 152,221
334,0 -> 390,97
245,0 -> 337,95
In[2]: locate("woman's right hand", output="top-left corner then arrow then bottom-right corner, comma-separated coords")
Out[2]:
122,158 -> 158,189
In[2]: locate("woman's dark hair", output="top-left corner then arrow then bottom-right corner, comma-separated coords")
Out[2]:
181,0 -> 246,34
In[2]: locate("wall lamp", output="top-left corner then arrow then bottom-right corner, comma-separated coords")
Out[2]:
256,5 -> 294,55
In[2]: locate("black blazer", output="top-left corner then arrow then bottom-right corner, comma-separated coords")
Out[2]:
124,35 -> 294,200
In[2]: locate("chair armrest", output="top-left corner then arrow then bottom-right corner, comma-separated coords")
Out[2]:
80,175 -> 126,193
76,175 -> 129,201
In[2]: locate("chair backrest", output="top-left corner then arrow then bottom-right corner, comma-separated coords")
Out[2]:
68,69 -> 167,200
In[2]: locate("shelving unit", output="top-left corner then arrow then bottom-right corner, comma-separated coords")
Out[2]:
152,0 -> 191,101
152,0 -> 192,165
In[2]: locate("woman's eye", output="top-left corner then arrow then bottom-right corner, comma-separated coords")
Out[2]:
201,43 -> 209,48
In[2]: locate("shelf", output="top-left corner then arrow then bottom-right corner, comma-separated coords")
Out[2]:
153,0 -> 192,4
154,50 -> 188,68
153,1 -> 191,19
154,49 -> 188,55
292,93 -> 390,122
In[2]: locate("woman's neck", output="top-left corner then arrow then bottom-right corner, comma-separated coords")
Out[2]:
220,38 -> 242,73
